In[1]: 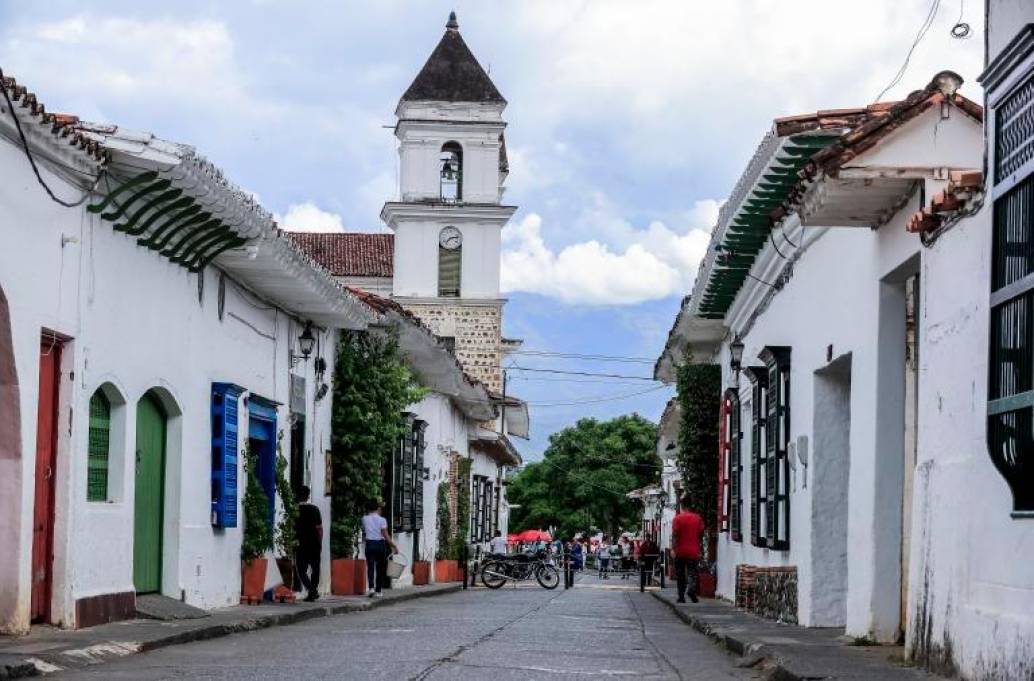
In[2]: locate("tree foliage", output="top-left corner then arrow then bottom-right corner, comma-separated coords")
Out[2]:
329,328 -> 426,558
507,414 -> 659,539
675,360 -> 721,533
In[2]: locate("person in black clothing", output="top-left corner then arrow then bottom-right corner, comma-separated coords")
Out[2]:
294,486 -> 323,602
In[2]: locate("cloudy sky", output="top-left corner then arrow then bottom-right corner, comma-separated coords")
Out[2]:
0,1 -> 984,459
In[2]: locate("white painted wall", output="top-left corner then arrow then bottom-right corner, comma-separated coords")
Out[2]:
712,104 -> 983,639
391,220 -> 502,299
0,138 -> 339,627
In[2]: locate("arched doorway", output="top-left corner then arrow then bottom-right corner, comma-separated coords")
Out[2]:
134,391 -> 167,594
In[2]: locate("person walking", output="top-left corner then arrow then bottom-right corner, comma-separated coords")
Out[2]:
671,494 -> 705,603
640,535 -> 659,586
572,539 -> 584,571
294,485 -> 322,602
489,529 -> 508,556
597,537 -> 611,579
362,499 -> 398,598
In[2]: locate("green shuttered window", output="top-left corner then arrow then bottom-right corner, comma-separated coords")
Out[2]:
87,390 -> 111,502
438,247 -> 461,297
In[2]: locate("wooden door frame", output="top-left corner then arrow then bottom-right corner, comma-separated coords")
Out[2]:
134,391 -> 167,594
31,332 -> 65,623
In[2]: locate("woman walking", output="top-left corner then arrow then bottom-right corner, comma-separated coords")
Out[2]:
597,537 -> 611,579
362,499 -> 398,598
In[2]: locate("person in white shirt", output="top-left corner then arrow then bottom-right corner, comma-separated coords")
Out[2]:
489,530 -> 507,556
362,499 -> 398,597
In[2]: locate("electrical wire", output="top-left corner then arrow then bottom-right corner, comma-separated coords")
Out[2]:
874,0 -> 942,102
509,350 -> 654,364
0,68 -> 106,207
509,366 -> 658,382
525,384 -> 667,407
532,457 -> 642,497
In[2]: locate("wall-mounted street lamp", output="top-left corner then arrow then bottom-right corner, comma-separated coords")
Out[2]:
729,335 -> 745,379
290,321 -> 316,367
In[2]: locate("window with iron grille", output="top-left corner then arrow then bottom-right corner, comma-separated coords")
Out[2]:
760,347 -> 791,550
989,66 -> 1034,516
87,390 -> 110,502
745,367 -> 768,547
718,390 -> 736,534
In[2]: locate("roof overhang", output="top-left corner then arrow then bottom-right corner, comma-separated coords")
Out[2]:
501,396 -> 529,439
353,291 -> 496,422
654,307 -> 726,382
470,430 -> 522,467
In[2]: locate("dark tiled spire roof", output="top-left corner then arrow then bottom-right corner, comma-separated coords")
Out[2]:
400,12 -> 505,104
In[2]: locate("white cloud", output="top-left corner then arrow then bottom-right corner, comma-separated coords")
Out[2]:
276,203 -> 345,233
501,200 -> 717,305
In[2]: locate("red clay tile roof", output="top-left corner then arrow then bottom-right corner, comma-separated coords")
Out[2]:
0,70 -> 109,163
906,170 -> 984,234
287,232 -> 394,278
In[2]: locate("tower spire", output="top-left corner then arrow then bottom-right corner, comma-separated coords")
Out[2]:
446,11 -> 458,30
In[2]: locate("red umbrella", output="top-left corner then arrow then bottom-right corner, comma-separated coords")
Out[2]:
506,534 -> 520,544
515,529 -> 552,542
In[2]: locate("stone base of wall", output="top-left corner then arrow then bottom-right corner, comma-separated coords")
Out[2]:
735,564 -> 798,624
74,591 -> 135,629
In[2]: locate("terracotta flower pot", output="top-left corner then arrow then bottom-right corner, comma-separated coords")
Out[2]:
331,559 -> 357,595
353,558 -> 367,594
412,561 -> 430,586
698,572 -> 717,599
435,559 -> 457,583
241,558 -> 268,601
276,558 -> 296,591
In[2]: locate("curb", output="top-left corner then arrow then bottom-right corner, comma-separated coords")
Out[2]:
17,584 -> 463,677
649,591 -> 796,680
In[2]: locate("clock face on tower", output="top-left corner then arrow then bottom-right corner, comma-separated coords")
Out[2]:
439,226 -> 463,250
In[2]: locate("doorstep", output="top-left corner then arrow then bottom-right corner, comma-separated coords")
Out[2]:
0,583 -> 461,678
650,589 -> 936,680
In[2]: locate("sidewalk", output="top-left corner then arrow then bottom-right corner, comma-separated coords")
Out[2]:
651,589 -> 936,680
0,583 -> 461,679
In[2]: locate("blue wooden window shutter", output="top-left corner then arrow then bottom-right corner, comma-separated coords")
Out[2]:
211,383 -> 246,528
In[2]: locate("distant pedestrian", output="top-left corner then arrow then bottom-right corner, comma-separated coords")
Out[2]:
362,499 -> 398,598
641,535 -> 659,585
489,529 -> 508,556
294,485 -> 322,602
597,537 -> 611,579
572,539 -> 584,571
671,494 -> 705,603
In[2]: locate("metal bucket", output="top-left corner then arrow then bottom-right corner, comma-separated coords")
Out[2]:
386,553 -> 407,579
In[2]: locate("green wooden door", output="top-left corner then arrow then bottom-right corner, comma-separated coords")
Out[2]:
134,393 -> 166,593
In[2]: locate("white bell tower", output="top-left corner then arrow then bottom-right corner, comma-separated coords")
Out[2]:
381,12 -> 516,392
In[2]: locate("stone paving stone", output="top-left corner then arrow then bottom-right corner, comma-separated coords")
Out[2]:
0,583 -> 460,677
651,588 -> 938,680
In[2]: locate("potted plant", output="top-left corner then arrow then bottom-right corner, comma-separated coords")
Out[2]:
412,551 -> 430,586
241,446 -> 273,603
328,329 -> 426,594
434,483 -> 457,582
273,445 -> 299,601
330,515 -> 365,595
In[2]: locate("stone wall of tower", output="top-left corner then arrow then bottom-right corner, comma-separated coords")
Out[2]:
400,301 -> 502,392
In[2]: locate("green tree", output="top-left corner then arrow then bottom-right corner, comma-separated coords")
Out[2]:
329,327 -> 426,559
674,360 -> 721,534
507,414 -> 659,539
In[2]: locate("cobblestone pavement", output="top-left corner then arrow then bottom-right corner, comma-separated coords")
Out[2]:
54,574 -> 754,680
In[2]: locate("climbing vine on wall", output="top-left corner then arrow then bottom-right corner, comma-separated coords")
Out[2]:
675,357 -> 722,534
329,327 -> 426,559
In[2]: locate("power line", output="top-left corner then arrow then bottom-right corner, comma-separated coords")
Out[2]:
533,457 -> 639,497
0,69 -> 105,207
526,385 -> 667,407
510,350 -> 654,364
510,365 -> 658,382
873,0 -> 942,102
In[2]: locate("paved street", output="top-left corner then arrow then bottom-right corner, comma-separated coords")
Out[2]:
54,576 -> 752,680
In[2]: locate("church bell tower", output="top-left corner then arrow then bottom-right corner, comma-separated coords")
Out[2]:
381,12 -> 516,392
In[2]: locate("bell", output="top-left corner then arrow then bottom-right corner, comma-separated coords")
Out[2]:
441,160 -> 457,181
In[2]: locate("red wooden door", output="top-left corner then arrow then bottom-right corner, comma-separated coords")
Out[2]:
31,339 -> 61,623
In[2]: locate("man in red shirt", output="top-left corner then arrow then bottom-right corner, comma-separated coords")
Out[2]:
670,494 -> 705,603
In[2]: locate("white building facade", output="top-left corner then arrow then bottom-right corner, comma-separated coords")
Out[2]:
655,64 -> 1034,678
0,75 -> 372,632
